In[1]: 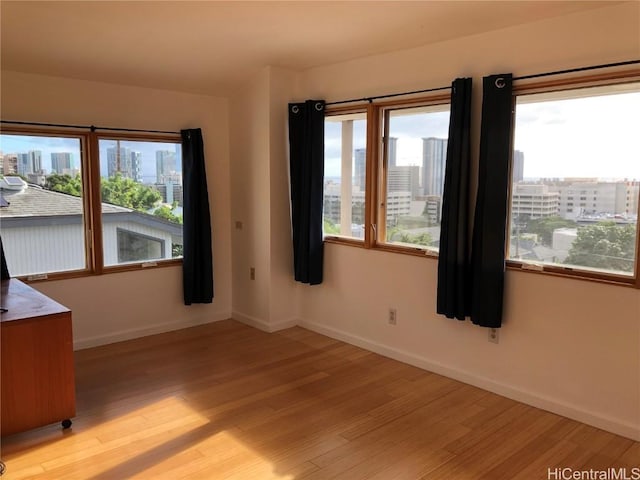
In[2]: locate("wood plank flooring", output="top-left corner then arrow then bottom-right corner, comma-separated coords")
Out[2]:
1,320 -> 638,479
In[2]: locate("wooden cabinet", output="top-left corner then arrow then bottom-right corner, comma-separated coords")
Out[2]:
1,279 -> 76,437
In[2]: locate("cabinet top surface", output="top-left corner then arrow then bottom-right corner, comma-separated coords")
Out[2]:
1,278 -> 70,323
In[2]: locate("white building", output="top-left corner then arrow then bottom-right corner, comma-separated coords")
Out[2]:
548,180 -> 639,219
511,184 -> 560,219
552,227 -> 578,262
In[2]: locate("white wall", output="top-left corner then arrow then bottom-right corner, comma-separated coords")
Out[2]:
1,71 -> 232,348
292,2 -> 640,440
230,68 -> 273,325
229,66 -> 300,330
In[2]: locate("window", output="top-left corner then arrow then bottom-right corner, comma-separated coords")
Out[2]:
117,229 -> 165,263
98,137 -> 183,267
323,94 -> 451,255
380,104 -> 450,251
0,129 -> 182,280
323,111 -> 367,240
508,79 -> 640,284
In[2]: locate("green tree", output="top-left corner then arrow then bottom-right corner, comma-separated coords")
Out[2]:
398,232 -> 433,247
100,174 -> 161,211
323,218 -> 340,235
565,221 -> 636,272
45,173 -> 82,196
524,216 -> 577,246
153,204 -> 183,224
44,173 -> 162,212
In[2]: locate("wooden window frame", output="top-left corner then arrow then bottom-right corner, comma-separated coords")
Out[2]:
0,127 -> 182,282
506,70 -> 640,289
323,93 -> 451,259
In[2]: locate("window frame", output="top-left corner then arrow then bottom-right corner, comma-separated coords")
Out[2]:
323,93 -> 451,258
506,70 -> 640,289
0,126 -> 183,282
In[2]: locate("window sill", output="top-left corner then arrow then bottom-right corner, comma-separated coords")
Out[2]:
506,260 -> 639,289
18,259 -> 183,284
324,236 -> 439,259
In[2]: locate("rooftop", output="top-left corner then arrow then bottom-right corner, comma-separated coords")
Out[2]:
0,184 -> 127,218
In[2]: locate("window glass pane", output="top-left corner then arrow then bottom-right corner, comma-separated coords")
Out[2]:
117,229 -> 164,262
0,134 -> 86,276
510,82 -> 640,277
324,112 -> 367,239
383,104 -> 450,251
98,139 -> 183,266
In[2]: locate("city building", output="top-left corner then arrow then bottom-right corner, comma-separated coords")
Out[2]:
354,147 -> 366,190
422,137 -> 447,197
323,182 -> 410,227
154,182 -> 183,206
423,195 -> 442,224
544,179 -> 639,219
51,152 -> 73,174
511,183 -> 560,219
1,153 -> 18,175
156,150 -> 177,184
387,137 -> 398,167
387,165 -> 420,198
106,146 -> 142,182
16,150 -> 42,176
512,149 -> 524,183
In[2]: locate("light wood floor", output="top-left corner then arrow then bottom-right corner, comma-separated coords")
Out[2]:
1,320 -> 638,479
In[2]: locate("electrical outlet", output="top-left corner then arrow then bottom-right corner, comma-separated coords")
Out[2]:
250,267 -> 255,280
488,328 -> 500,344
388,308 -> 397,325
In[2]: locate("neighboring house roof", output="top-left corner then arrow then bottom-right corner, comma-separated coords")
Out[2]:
0,184 -> 127,217
0,184 -> 182,238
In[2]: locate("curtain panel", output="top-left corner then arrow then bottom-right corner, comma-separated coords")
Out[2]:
288,100 -> 325,285
437,77 -> 473,321
469,74 -> 514,328
181,128 -> 214,305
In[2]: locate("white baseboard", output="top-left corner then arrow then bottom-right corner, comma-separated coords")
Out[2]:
73,312 -> 231,350
299,318 -> 640,442
232,311 -> 298,333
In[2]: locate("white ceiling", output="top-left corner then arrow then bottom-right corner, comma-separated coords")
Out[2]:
0,1 -> 619,96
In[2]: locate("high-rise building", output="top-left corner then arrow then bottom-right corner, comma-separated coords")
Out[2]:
387,165 -> 420,198
422,138 -> 447,197
156,150 -> 177,184
107,146 -> 130,178
51,152 -> 73,174
16,150 -> 42,176
512,150 -> 525,183
107,146 -> 142,181
354,148 -> 366,191
387,137 -> 398,167
130,151 -> 142,183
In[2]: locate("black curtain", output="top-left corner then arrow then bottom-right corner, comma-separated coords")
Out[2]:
288,100 -> 325,285
181,128 -> 213,305
437,77 -> 473,320
469,74 -> 514,328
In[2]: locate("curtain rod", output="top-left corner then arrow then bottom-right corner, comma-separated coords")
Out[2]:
0,119 -> 180,135
513,59 -> 640,82
325,85 -> 451,106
